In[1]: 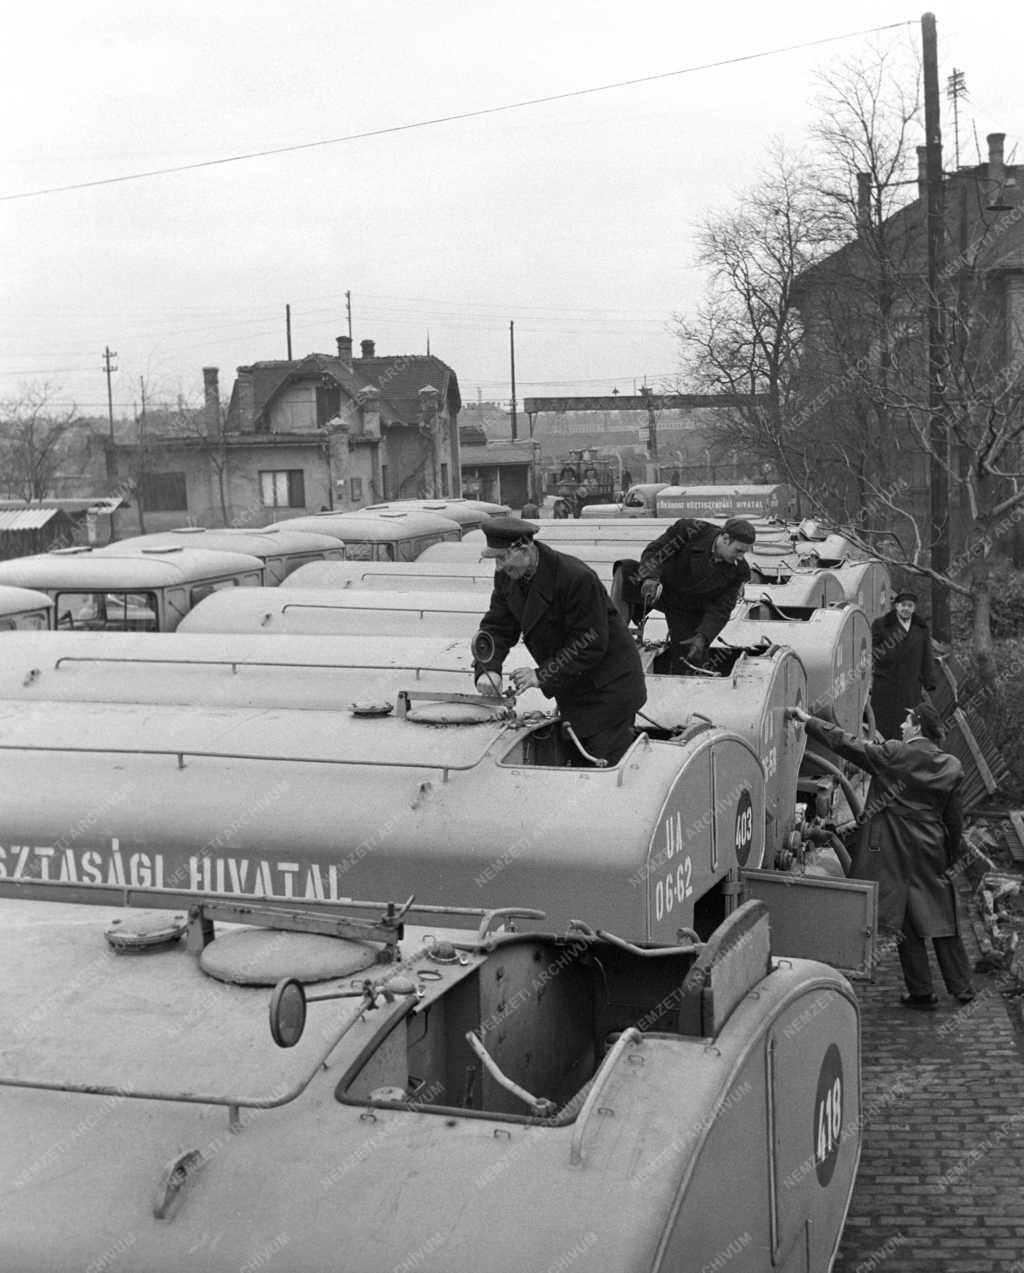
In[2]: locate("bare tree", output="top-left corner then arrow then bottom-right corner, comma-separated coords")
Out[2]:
677,44 -> 1024,693
0,383 -> 82,500
673,144 -> 837,489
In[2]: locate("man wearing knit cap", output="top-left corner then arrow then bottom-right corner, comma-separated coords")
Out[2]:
472,518 -> 646,765
633,516 -> 756,673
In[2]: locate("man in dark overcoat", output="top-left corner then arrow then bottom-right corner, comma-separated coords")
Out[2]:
870,590 -> 937,739
473,518 -> 646,765
632,518 -> 755,672
788,702 -> 975,1009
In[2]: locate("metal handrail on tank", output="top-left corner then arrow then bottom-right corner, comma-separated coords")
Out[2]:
569,1027 -> 644,1166
51,653 -> 475,680
280,601 -> 479,618
0,737 -> 502,783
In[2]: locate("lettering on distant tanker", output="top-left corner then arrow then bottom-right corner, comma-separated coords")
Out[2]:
0,841 -> 357,901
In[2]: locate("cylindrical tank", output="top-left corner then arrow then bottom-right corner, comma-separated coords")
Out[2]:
0,695 -> 765,945
639,645 -> 807,862
741,572 -> 845,614
0,895 -> 858,1273
718,607 -> 872,737
0,630 -> 540,715
180,587 -> 491,636
281,558 -> 615,591
829,560 -> 891,622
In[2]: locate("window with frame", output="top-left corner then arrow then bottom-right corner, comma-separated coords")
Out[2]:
260,470 -> 306,509
140,471 -> 187,512
349,476 -> 363,503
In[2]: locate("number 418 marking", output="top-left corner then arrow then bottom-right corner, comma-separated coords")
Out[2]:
816,1077 -> 842,1164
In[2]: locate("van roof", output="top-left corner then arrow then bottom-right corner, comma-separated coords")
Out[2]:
271,510 -> 461,542
109,528 -> 343,558
0,547 -> 265,589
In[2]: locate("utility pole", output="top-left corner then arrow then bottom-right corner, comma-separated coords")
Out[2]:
101,346 -> 119,540
285,304 -> 293,359
923,12 -> 950,642
102,346 -> 118,446
639,385 -> 659,470
136,376 -> 147,537
509,321 -> 518,441
345,291 -> 352,341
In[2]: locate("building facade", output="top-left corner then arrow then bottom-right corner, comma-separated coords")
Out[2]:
115,337 -> 462,532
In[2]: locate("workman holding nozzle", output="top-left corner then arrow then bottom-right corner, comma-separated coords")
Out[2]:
787,702 -> 975,1009
633,517 -> 755,672
472,518 -> 646,765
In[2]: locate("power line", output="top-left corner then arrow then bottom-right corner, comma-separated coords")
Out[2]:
2,21 -> 914,203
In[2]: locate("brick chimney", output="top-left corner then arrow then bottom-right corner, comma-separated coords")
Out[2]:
202,367 -> 219,436
235,366 -> 256,431
360,339 -> 375,359
336,335 -> 353,365
917,145 -> 928,199
988,132 -> 1006,185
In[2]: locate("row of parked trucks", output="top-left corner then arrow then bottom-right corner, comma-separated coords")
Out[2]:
0,497 -> 878,1270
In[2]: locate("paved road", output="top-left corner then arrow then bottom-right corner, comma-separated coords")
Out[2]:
834,895 -> 1024,1272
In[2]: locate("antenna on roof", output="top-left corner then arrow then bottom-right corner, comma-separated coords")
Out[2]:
946,68 -> 968,168
426,330 -> 431,356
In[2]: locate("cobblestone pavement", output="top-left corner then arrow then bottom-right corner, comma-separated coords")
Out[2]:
834,901 -> 1024,1273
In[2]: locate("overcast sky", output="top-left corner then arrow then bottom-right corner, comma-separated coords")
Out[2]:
2,2 -> 1020,419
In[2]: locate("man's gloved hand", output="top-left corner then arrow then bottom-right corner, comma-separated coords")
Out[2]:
474,671 -> 504,697
640,579 -> 662,606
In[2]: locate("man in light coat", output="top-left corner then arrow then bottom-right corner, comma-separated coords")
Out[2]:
788,701 -> 975,1009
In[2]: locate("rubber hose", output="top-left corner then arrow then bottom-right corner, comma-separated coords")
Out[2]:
799,751 -> 865,824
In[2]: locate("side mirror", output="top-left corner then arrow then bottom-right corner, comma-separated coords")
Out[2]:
269,977 -> 307,1048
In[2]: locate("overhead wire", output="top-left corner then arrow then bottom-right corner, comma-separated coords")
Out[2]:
2,20 -> 914,202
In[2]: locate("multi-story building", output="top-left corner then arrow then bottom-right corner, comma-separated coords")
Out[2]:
115,337 -> 461,532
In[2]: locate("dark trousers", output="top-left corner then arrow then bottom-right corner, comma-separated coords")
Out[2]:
665,610 -> 706,674
897,918 -> 973,998
574,719 -> 637,766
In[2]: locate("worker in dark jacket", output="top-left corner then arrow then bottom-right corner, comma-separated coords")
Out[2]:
788,701 -> 975,1009
634,518 -> 755,672
870,591 -> 937,739
473,518 -> 646,765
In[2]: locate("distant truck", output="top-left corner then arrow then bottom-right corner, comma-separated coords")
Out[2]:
543,449 -> 618,517
582,482 -> 797,520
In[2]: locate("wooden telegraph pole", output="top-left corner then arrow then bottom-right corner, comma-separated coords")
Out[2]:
922,12 -> 950,641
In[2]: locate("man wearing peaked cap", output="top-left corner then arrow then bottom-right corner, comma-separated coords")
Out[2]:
632,515 -> 756,673
478,517 -> 540,557
473,519 -> 646,765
